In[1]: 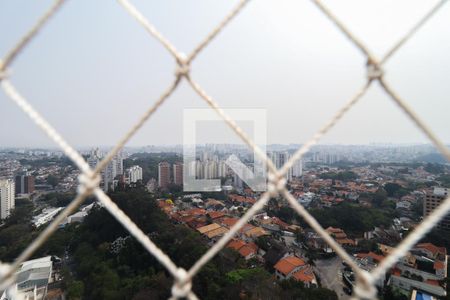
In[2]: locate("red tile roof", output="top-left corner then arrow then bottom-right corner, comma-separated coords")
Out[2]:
326,227 -> 344,234
272,217 -> 289,229
221,217 -> 239,228
416,243 -> 447,256
274,256 -> 306,276
226,239 -> 258,258
197,223 -> 221,234
227,239 -> 246,251
205,227 -> 229,239
207,211 -> 225,220
247,242 -> 258,252
434,260 -> 445,270
244,227 -> 269,238
356,252 -> 384,263
186,208 -> 206,216
426,279 -> 440,286
238,245 -> 256,258
333,232 -> 347,239
392,268 -> 401,276
239,223 -> 255,234
292,266 -> 315,283
229,194 -> 256,204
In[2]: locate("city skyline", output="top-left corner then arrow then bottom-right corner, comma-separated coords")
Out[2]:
0,1 -> 449,299
1,0 -> 449,147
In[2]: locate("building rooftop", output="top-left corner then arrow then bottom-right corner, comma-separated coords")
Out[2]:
432,187 -> 448,197
196,223 -> 221,234
292,266 -> 315,283
415,243 -> 446,257
220,217 -> 239,228
205,227 -> 229,239
274,256 -> 306,276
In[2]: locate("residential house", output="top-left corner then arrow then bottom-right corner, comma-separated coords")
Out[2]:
325,227 -> 355,247
274,256 -> 317,287
226,239 -> 258,260
388,243 -> 447,298
196,223 -> 229,240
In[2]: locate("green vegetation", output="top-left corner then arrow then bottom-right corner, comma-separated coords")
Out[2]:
384,183 -> 408,198
0,186 -> 337,299
279,279 -> 338,300
51,188 -> 336,299
19,156 -> 74,168
123,153 -> 180,182
418,227 -> 450,252
0,202 -> 35,260
269,197 -> 394,235
0,198 -> 76,261
318,171 -> 358,181
46,175 -> 59,188
39,192 -> 79,207
382,286 -> 409,300
437,174 -> 450,188
308,202 -> 394,234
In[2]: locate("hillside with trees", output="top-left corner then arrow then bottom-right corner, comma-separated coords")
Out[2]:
52,188 -> 337,300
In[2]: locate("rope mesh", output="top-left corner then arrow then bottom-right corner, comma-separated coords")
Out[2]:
0,0 -> 449,298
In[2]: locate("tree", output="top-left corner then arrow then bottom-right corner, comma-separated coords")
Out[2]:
67,281 -> 84,300
424,163 -> 445,175
437,174 -> 450,188
382,286 -> 408,300
279,279 -> 338,300
319,171 -> 358,181
372,188 -> 388,207
35,187 -> 339,299
384,183 -> 402,197
357,240 -> 379,253
47,175 -> 59,188
308,202 -> 394,235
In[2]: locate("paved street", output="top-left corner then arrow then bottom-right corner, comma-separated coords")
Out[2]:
314,256 -> 350,300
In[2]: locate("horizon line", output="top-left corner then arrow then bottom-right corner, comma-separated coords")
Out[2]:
0,142 -> 448,151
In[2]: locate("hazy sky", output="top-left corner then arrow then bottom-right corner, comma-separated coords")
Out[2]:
1,0 -> 449,148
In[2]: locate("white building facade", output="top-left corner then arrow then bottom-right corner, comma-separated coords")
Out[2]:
0,179 -> 15,220
127,165 -> 143,183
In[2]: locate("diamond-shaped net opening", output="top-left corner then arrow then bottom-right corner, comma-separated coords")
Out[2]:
0,0 -> 449,299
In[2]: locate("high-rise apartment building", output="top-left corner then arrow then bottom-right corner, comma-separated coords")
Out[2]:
127,165 -> 143,183
173,162 -> 183,186
103,160 -> 117,192
87,148 -> 123,192
15,174 -> 35,195
158,162 -> 171,190
233,172 -> 243,191
87,148 -> 102,169
195,161 -> 204,179
292,159 -> 303,177
0,179 -> 15,220
424,187 -> 450,231
204,161 -> 218,180
218,161 -> 228,178
268,152 -> 293,181
115,152 -> 124,176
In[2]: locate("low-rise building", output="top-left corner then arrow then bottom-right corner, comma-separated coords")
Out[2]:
388,242 -> 447,298
274,256 -> 317,287
226,239 -> 258,260
1,256 -> 53,300
32,207 -> 64,228
424,187 -> 450,232
196,223 -> 229,240
325,227 -> 355,247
